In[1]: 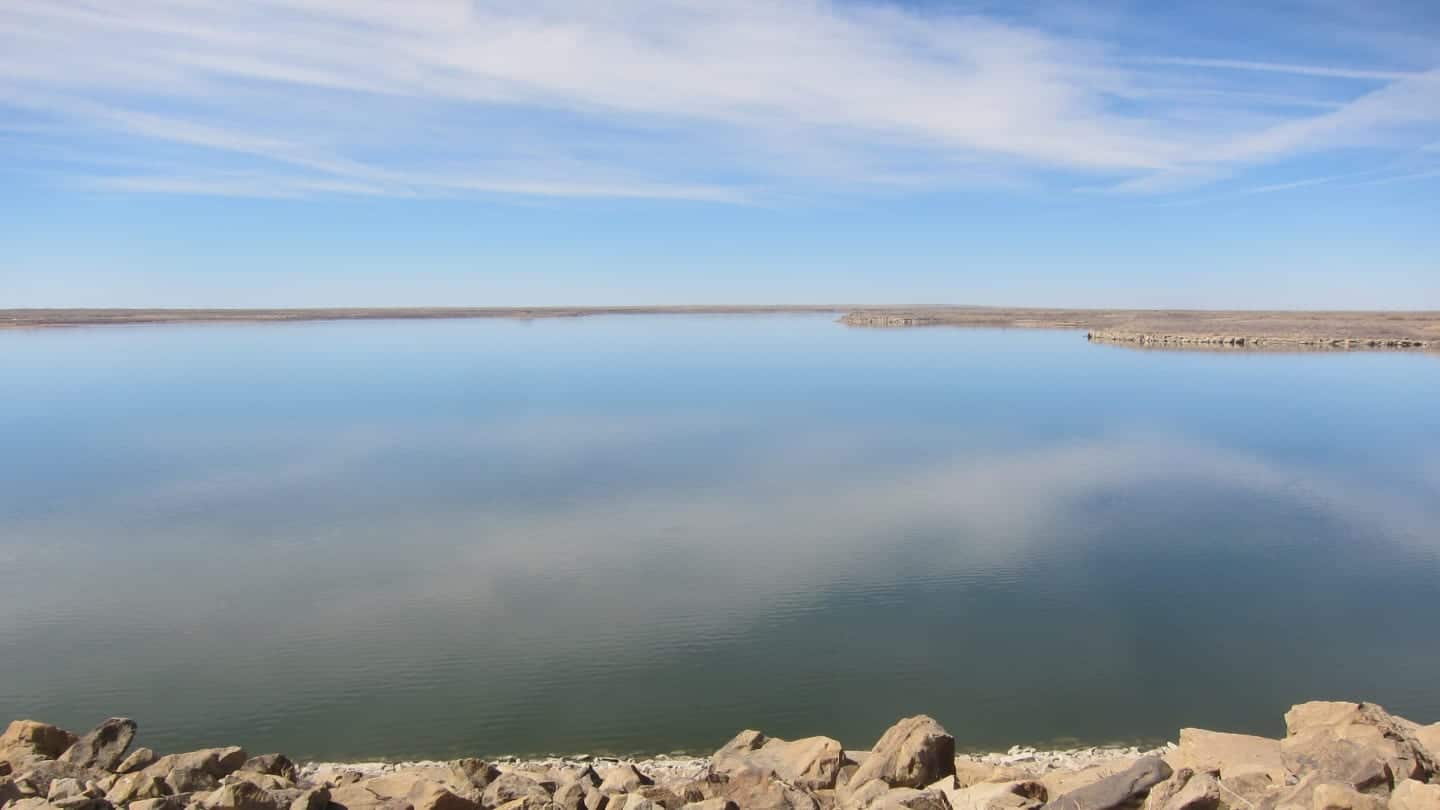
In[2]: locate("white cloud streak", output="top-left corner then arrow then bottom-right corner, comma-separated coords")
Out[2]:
1,0 -> 1437,200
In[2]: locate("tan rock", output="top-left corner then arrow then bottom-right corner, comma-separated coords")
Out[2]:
939,780 -> 1045,810
106,771 -> 169,804
1311,783 -> 1386,810
717,766 -> 819,810
117,748 -> 160,775
1414,727 -> 1440,762
143,747 -> 249,793
405,782 -> 480,810
1142,770 -> 1219,810
599,765 -> 653,795
1281,733 -> 1392,793
482,772 -> 552,808
1168,729 -> 1285,784
712,730 -> 846,791
129,795 -> 193,810
681,800 -> 737,810
1039,760 -> 1139,800
0,723 -> 79,769
1284,703 -> 1436,783
1390,780 -> 1440,810
851,717 -> 957,790
202,781 -> 288,810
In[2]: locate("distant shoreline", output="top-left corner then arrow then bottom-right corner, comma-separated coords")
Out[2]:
3,306 -> 1438,351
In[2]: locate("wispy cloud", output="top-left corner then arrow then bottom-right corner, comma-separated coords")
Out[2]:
1,1 -> 1437,200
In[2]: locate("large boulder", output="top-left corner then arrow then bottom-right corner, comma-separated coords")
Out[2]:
1281,734 -> 1392,793
1140,770 -> 1219,810
1041,762 -> 1140,800
945,780 -> 1046,810
105,771 -> 170,804
599,765 -> 653,795
716,766 -> 819,810
711,730 -> 846,791
241,755 -> 297,781
1414,726 -> 1440,761
1039,756 -> 1172,810
1310,783 -> 1385,810
57,719 -> 137,772
1284,703 -> 1437,784
0,722 -> 79,769
202,781 -> 289,810
141,747 -> 248,794
1168,730 -> 1286,785
116,748 -> 159,775
1390,781 -> 1440,810
482,772 -> 552,808
851,717 -> 957,790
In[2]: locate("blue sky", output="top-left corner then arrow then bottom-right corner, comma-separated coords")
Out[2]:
2,0 -> 1438,308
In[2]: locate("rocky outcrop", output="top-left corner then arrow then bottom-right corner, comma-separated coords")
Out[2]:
1,701 -> 1436,810
850,717 -> 956,790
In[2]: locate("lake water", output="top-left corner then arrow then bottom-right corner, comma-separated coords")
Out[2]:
2,315 -> 1438,761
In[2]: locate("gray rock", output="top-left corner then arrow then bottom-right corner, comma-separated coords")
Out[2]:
851,717 -> 957,790
449,760 -> 500,791
288,788 -> 330,810
1040,756 -> 1172,810
58,720 -> 137,773
14,760 -> 94,797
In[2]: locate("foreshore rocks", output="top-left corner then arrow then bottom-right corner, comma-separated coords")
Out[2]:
3,702 -> 1436,810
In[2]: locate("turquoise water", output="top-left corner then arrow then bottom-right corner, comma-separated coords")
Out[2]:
1,315 -> 1438,760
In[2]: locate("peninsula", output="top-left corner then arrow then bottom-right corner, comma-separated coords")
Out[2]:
3,307 -> 1438,350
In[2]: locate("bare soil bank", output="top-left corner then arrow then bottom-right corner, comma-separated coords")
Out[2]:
4,306 -> 1438,350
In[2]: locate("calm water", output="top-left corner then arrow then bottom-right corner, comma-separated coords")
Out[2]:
2,315 -> 1438,761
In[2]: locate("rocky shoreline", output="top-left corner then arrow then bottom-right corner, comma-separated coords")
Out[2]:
3,701 -> 1437,810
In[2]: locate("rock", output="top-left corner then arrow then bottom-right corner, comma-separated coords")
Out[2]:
1414,726 -> 1440,761
1041,762 -> 1140,801
13,760 -> 94,797
1311,783 -> 1385,810
129,796 -> 193,810
1040,757 -> 1172,810
404,783 -> 479,810
717,766 -> 819,810
57,719 -> 137,772
872,787 -> 953,809
203,781 -> 287,810
117,749 -> 159,775
1284,703 -> 1437,783
4,776 -> 26,805
449,760 -> 500,791
143,748 -> 249,794
1390,781 -> 1440,810
618,797 -> 663,810
851,717 -> 957,790
289,788 -> 331,810
681,801 -> 737,810
1168,730 -> 1285,785
599,766 -> 653,795
1281,734 -> 1391,793
1141,770 -> 1218,810
1,723 -> 80,769
712,730 -> 846,791
482,773 -> 551,808
8,798 -> 64,810
241,757 -> 297,781
106,771 -> 169,804
327,783 -> 404,810
241,774 -> 299,792
941,780 -> 1046,810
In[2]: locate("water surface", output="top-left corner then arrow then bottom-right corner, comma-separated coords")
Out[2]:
2,315 -> 1438,760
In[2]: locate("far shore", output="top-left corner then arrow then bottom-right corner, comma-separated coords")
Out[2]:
3,306 -> 1439,351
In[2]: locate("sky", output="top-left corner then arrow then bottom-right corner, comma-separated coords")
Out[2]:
2,0 -> 1438,309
